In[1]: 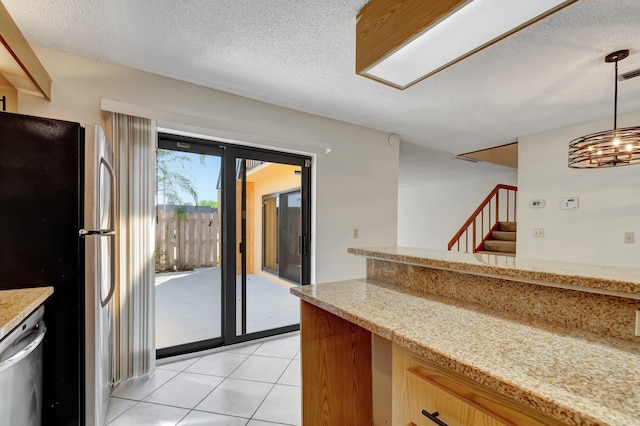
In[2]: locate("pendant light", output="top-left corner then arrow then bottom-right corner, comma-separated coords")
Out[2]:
568,50 -> 640,168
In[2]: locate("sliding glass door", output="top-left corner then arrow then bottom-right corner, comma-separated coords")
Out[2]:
262,189 -> 302,283
157,135 -> 310,357
230,151 -> 309,339
155,139 -> 224,357
278,190 -> 302,283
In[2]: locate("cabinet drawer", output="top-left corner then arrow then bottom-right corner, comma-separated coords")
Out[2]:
405,368 -> 506,426
392,344 -> 563,426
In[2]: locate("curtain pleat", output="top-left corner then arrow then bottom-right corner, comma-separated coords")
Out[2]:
111,113 -> 157,383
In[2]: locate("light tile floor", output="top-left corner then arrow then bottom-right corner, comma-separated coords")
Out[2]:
107,333 -> 301,426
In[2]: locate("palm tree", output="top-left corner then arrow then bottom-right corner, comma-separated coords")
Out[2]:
155,149 -> 205,271
156,149 -> 201,206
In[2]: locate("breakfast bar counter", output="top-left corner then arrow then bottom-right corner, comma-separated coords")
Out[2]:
291,248 -> 640,426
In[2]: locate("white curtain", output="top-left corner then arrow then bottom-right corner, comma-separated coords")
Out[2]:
111,113 -> 157,383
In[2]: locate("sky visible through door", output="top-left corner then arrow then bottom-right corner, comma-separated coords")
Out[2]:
156,150 -> 221,206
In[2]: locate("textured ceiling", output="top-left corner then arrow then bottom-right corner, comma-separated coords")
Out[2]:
4,0 -> 640,176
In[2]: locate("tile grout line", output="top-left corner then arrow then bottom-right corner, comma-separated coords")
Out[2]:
248,381 -> 278,423
108,334 -> 301,425
248,354 -> 300,425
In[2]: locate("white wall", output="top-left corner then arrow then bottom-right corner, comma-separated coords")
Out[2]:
18,46 -> 398,283
517,110 -> 640,267
398,171 -> 517,250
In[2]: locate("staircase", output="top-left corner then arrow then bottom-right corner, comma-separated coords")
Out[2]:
478,221 -> 516,256
448,184 -> 518,256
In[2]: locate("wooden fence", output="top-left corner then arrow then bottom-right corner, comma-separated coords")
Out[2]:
155,207 -> 219,272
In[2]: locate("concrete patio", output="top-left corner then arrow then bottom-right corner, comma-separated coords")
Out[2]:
155,268 -> 300,349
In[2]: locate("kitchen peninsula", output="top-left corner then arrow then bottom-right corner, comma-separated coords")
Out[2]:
291,247 -> 640,426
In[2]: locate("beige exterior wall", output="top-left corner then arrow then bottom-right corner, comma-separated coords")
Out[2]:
247,163 -> 301,278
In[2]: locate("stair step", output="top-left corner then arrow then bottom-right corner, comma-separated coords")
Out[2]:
476,250 -> 516,257
492,231 -> 516,241
483,240 -> 516,253
498,222 -> 517,232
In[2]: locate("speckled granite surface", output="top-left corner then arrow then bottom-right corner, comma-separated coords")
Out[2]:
291,280 -> 640,426
368,258 -> 640,340
0,287 -> 53,340
349,246 -> 640,298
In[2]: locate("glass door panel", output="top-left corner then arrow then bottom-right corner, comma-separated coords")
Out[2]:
262,196 -> 278,273
235,159 -> 303,336
279,190 -> 302,283
155,142 -> 223,354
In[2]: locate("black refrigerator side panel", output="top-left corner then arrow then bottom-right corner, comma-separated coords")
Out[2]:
0,112 -> 82,426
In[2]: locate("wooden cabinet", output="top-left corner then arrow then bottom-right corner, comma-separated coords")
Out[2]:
300,301 -> 372,426
403,368 -> 505,426
392,344 -> 563,426
299,300 -> 564,426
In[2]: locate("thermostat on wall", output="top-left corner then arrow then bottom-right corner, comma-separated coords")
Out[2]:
561,197 -> 579,209
530,199 -> 545,208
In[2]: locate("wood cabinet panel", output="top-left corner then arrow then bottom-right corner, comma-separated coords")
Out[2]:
356,0 -> 467,74
300,301 -> 372,425
405,369 -> 506,426
393,344 -> 563,426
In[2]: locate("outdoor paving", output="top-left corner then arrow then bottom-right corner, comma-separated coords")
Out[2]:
155,268 -> 300,349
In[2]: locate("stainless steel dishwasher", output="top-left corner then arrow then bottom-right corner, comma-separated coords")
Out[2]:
0,305 -> 46,426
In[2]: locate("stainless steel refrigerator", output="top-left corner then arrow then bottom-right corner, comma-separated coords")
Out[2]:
0,112 -> 115,426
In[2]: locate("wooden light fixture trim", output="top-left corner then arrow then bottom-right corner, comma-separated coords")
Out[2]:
356,0 -> 577,89
0,1 -> 52,100
356,0 -> 467,79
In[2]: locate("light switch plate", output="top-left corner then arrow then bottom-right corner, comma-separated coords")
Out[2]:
560,197 -> 579,209
353,228 -> 359,239
625,232 -> 635,244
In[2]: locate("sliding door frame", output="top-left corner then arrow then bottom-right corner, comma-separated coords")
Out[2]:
157,133 -> 311,357
155,135 -> 225,358
223,146 -> 311,346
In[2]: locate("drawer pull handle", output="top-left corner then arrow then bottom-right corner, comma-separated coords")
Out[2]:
421,409 -> 449,426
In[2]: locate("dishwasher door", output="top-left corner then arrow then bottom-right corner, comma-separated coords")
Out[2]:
0,305 -> 46,426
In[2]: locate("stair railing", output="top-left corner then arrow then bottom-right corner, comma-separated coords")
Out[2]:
448,184 -> 518,253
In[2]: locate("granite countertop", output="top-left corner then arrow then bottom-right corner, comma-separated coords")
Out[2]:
349,246 -> 640,298
291,279 -> 640,426
0,287 -> 53,340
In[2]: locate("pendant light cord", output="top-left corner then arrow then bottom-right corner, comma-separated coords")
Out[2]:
614,56 -> 618,131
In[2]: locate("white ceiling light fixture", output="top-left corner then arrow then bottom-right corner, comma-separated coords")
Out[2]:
356,0 -> 577,90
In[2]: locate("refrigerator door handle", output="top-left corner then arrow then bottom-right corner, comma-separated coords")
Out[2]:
101,157 -> 116,234
79,229 -> 115,236
82,232 -> 117,308
100,156 -> 117,308
82,153 -> 117,308
102,234 -> 116,308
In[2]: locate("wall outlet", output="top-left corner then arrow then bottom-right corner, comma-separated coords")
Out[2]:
353,228 -> 359,239
624,232 -> 635,244
533,228 -> 545,238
